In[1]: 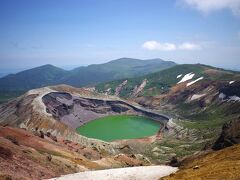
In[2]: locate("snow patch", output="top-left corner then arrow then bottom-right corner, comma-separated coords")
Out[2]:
229,81 -> 235,84
219,93 -> 240,102
190,94 -> 206,101
51,166 -> 178,180
187,77 -> 204,87
228,96 -> 240,102
178,73 -> 195,84
177,74 -> 182,79
84,87 -> 95,92
104,88 -> 111,95
219,93 -> 226,100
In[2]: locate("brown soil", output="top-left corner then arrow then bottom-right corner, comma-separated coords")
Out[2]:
162,144 -> 240,180
0,126 -> 147,180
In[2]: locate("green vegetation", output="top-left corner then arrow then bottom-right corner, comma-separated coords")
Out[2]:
0,90 -> 24,104
176,101 -> 238,130
159,139 -> 204,157
60,58 -> 175,87
96,64 -> 207,97
96,63 -> 240,98
76,115 -> 160,141
0,58 -> 175,91
143,137 -> 206,164
0,64 -> 67,91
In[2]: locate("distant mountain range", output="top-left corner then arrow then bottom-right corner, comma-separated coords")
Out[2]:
96,63 -> 240,98
0,73 -> 8,78
0,58 -> 176,91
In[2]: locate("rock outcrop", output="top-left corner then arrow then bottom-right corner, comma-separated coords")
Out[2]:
115,80 -> 128,96
0,126 -> 148,179
132,79 -> 148,97
212,117 -> 240,150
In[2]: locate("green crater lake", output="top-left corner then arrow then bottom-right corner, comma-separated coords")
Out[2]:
76,115 -> 160,142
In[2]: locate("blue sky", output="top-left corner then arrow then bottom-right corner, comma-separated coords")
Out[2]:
0,0 -> 240,71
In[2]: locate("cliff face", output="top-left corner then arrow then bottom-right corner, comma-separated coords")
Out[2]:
212,117 -> 240,150
42,92 -> 169,129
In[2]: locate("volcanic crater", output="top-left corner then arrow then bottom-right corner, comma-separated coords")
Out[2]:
42,92 -> 169,139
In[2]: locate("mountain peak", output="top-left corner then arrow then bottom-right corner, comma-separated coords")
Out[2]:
0,58 -> 176,91
34,64 -> 60,69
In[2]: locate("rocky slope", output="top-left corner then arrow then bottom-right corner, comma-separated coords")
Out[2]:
161,115 -> 240,179
212,116 -> 240,150
0,126 -> 147,179
96,64 -> 240,135
162,144 -> 240,180
0,85 -> 118,154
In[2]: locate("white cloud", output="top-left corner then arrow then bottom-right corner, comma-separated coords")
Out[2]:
142,41 -> 200,51
181,0 -> 240,16
142,40 -> 176,51
178,42 -> 201,50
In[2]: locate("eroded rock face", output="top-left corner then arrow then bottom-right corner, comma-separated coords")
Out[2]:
115,80 -> 128,96
212,117 -> 240,150
132,79 -> 148,97
42,92 -> 169,129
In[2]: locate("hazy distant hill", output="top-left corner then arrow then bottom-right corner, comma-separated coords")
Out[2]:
61,58 -> 176,87
0,64 -> 67,91
0,58 -> 176,91
0,73 -> 7,78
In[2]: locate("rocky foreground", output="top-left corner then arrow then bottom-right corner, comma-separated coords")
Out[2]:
0,83 -> 240,179
0,126 -> 149,179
